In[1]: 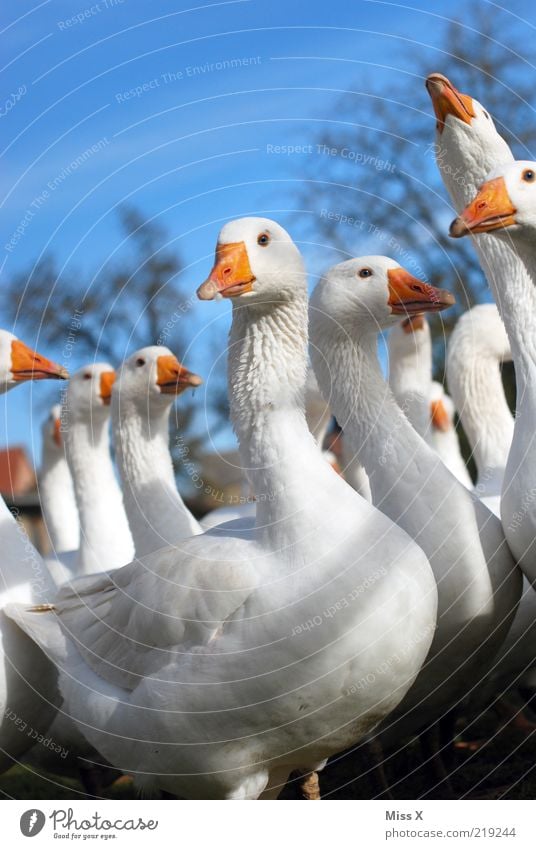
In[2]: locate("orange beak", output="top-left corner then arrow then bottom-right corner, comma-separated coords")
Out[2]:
449,177 -> 517,238
197,241 -> 255,300
156,355 -> 203,395
401,314 -> 425,334
430,398 -> 450,432
53,417 -> 62,447
10,340 -> 69,382
330,458 -> 343,477
99,371 -> 116,405
425,73 -> 476,133
387,267 -> 455,316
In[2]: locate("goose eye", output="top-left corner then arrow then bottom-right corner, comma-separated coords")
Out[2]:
136,358 -> 146,367
257,232 -> 270,246
482,110 -> 489,120
358,268 -> 373,278
83,373 -> 92,380
522,169 -> 535,183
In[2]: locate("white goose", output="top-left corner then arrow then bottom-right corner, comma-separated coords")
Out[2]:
62,364 -> 134,575
39,404 -> 80,555
0,331 -> 67,772
7,218 -> 437,800
112,346 -> 202,557
309,257 -> 522,758
450,160 -> 536,586
446,301 -> 536,719
426,73 -> 536,586
388,316 -> 472,487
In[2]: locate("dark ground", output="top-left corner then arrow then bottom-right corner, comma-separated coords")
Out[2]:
1,707 -> 535,800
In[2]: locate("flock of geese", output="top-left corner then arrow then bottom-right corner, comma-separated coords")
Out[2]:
1,71 -> 536,800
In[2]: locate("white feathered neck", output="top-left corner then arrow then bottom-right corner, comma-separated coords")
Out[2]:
112,393 -> 200,557
388,320 -> 432,439
39,440 -> 80,554
66,414 -> 133,573
447,308 -> 513,493
310,322 -> 414,498
228,292 -> 343,549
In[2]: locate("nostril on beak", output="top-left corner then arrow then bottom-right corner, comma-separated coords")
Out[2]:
222,266 -> 232,277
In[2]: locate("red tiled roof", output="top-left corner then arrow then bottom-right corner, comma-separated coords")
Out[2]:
0,446 -> 36,496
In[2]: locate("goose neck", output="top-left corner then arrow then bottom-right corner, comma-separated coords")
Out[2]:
311,324 -> 422,492
448,352 -> 513,479
229,294 -> 334,543
388,342 -> 432,438
39,448 -> 79,553
112,397 -> 199,557
480,237 -> 536,403
65,414 -> 130,571
229,295 -> 308,459
66,416 -> 115,506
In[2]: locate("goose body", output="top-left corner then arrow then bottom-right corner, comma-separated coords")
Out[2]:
0,498 -> 60,773
7,219 -> 437,799
310,256 -> 522,745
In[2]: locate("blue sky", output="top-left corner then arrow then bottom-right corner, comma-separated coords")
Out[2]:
1,0 -> 535,467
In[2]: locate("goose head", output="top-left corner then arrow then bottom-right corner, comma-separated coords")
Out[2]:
426,73 -> 476,132
114,346 -> 202,412
65,363 -> 117,424
42,404 -> 63,452
311,257 -> 455,337
425,73 -> 512,206
0,330 -> 68,394
197,217 -> 305,306
425,73 -> 510,155
450,160 -> 536,241
426,73 -> 488,135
